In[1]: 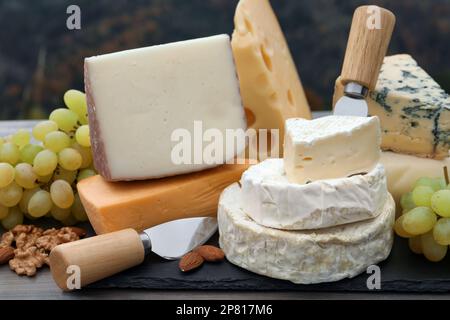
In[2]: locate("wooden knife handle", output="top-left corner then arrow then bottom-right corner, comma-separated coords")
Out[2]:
341,5 -> 396,90
49,229 -> 145,291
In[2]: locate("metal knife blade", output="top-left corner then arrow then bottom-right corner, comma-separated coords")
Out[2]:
142,217 -> 218,260
334,95 -> 368,117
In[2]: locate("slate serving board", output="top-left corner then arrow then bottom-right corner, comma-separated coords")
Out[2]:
89,233 -> 450,293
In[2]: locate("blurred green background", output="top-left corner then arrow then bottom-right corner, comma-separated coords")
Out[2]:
0,0 -> 449,119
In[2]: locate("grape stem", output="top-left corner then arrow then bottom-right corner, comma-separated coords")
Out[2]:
444,166 -> 449,185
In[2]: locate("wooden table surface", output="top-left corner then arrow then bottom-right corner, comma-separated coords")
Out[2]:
1,119 -> 449,300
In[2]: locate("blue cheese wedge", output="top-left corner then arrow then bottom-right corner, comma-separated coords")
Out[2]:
334,54 -> 450,159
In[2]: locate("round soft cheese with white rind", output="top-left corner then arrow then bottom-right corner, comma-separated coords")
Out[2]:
240,159 -> 388,230
218,183 -> 395,285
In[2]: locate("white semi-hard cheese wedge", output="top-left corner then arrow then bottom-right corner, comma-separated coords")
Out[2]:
380,151 -> 450,214
241,159 -> 387,230
232,0 -> 311,154
218,183 -> 395,284
85,35 -> 247,181
284,116 -> 381,184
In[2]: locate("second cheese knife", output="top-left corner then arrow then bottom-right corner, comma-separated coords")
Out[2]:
334,5 -> 396,117
49,217 -> 218,291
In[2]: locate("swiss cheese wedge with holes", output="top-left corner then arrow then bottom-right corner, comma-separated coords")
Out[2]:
231,0 -> 311,155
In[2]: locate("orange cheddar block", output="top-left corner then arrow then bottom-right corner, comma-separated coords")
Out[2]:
78,163 -> 251,235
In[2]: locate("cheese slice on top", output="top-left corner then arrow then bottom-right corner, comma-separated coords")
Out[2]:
284,116 -> 381,184
334,54 -> 450,159
231,0 -> 311,155
85,34 -> 247,181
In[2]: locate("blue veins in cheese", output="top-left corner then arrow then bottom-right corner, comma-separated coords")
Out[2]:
334,54 -> 450,159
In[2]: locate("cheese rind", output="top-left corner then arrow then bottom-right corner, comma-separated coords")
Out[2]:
241,159 -> 387,230
78,163 -> 250,235
284,116 -> 381,183
218,183 -> 395,284
85,35 -> 247,181
232,0 -> 311,154
380,151 -> 450,215
334,54 -> 450,159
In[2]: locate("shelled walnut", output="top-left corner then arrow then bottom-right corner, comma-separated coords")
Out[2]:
0,225 -> 86,277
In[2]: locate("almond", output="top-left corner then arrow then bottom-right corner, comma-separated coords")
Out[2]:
194,245 -> 225,262
68,227 -> 87,238
179,251 -> 204,272
0,246 -> 15,265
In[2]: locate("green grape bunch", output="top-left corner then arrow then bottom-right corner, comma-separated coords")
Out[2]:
0,90 -> 95,230
395,176 -> 450,262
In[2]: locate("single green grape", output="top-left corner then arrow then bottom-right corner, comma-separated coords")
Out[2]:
50,180 -> 74,209
0,162 -> 15,188
12,129 -> 31,147
412,185 -> 434,207
44,131 -> 71,153
50,205 -> 72,221
394,215 -> 412,238
53,167 -> 77,185
433,218 -> 450,246
421,231 -> 448,262
14,163 -> 38,189
0,204 -> 9,220
20,144 -> 44,164
32,120 -> 58,141
28,190 -> 53,218
64,90 -> 88,125
1,207 -> 24,230
0,142 -> 20,165
19,188 -> 39,214
49,108 -> 79,133
72,193 -> 88,221
402,207 -> 437,236
71,143 -> 93,169
414,177 -> 446,191
58,148 -> 82,171
0,182 -> 23,207
75,125 -> 91,147
408,237 -> 423,255
400,192 -> 415,212
33,149 -> 58,176
431,190 -> 450,218
77,168 -> 96,182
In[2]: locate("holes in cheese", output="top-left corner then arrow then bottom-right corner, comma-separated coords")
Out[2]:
231,0 -> 311,157
244,108 -> 256,127
287,89 -> 294,106
244,17 -> 253,34
260,45 -> 273,72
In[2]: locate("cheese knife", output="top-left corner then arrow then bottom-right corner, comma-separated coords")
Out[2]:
334,5 -> 396,116
49,217 -> 218,291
